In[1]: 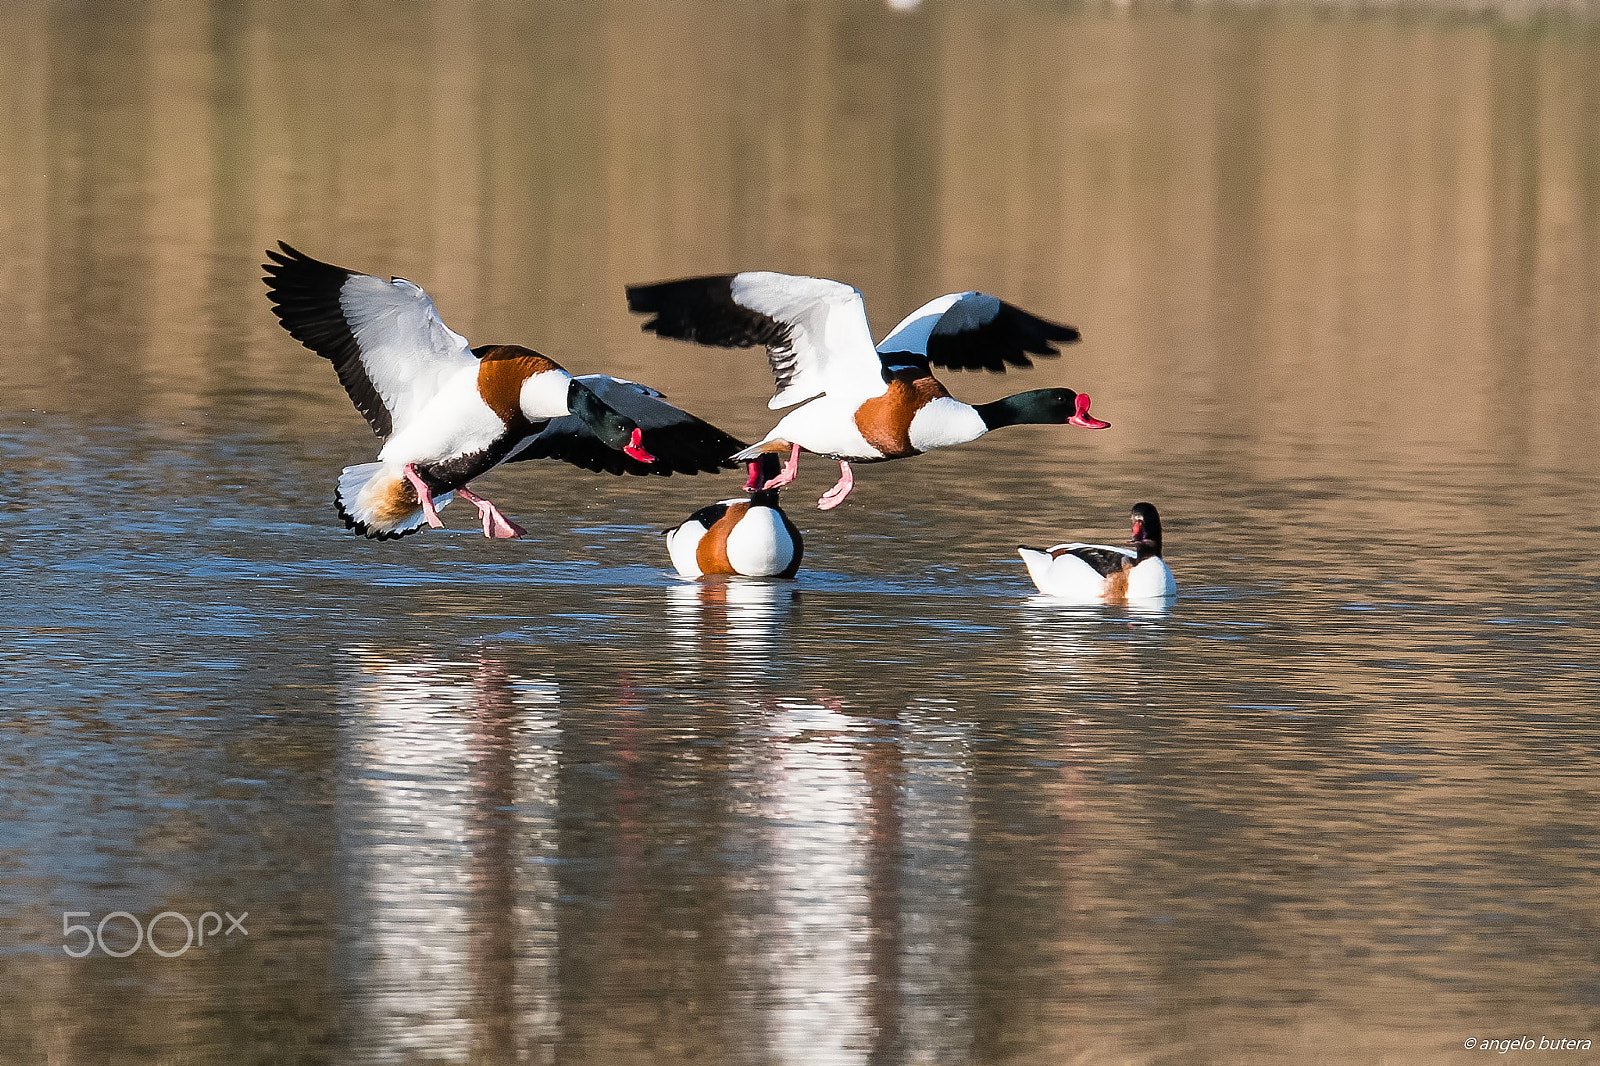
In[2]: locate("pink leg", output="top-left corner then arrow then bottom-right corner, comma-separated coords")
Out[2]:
758,443 -> 802,491
458,487 -> 528,539
403,464 -> 446,528
816,461 -> 855,510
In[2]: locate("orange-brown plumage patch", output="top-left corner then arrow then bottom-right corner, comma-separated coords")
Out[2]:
854,375 -> 950,457
1102,568 -> 1131,605
475,345 -> 562,423
373,475 -> 421,525
696,502 -> 749,575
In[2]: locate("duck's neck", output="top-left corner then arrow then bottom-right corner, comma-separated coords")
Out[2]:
974,389 -> 1076,430
1131,520 -> 1162,560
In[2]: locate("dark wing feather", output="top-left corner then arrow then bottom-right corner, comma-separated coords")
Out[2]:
626,274 -> 813,402
684,502 -> 731,529
927,299 -> 1079,373
263,242 -> 391,437
626,275 -> 791,350
878,291 -> 1081,374
1058,545 -> 1133,578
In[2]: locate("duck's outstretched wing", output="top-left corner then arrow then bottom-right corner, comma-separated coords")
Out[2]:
877,291 -> 1080,374
626,271 -> 884,409
506,375 -> 747,476
263,242 -> 477,437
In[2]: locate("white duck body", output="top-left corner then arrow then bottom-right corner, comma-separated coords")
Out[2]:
664,520 -> 710,577
1019,545 -> 1176,603
1018,503 -> 1177,604
752,393 -> 881,460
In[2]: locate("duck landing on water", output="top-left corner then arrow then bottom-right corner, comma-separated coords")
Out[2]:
626,272 -> 1108,511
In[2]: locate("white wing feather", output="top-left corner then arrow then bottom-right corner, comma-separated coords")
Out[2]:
876,291 -> 975,356
729,272 -> 885,409
337,275 -> 478,434
1047,542 -> 1136,559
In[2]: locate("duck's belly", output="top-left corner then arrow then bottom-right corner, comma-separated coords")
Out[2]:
767,398 -> 879,460
724,506 -> 797,577
379,378 -> 526,491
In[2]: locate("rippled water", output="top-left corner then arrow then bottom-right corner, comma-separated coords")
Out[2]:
1,2 -> 1598,1064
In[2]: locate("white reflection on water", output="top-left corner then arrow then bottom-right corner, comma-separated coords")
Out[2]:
336,649 -> 561,1065
334,644 -> 985,1064
760,698 -> 875,1064
898,701 -> 974,1064
723,696 -> 978,1065
665,579 -> 796,681
1019,595 -> 1175,680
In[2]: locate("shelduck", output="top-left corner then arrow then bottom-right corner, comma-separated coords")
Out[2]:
625,273 -> 1110,510
1018,502 -> 1177,603
664,454 -> 803,578
264,243 -> 743,540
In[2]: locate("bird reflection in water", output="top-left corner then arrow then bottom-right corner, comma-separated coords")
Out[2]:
1019,593 -> 1171,679
333,641 -> 980,1063
336,647 -> 560,1064
663,579 -> 797,681
724,695 -> 977,1064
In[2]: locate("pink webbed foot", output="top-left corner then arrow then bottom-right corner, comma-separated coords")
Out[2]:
458,487 -> 527,539
403,464 -> 447,528
816,460 -> 855,511
1067,393 -> 1111,430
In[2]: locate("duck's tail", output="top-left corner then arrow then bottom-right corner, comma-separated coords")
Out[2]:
334,462 -> 453,540
1016,545 -> 1056,590
730,439 -> 791,464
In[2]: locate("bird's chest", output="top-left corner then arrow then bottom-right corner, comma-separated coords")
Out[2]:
853,377 -> 963,458
379,369 -> 540,490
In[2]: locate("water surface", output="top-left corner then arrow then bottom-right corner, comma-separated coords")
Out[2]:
1,2 -> 1597,1064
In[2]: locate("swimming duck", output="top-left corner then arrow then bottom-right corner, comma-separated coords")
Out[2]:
625,273 -> 1109,510
664,454 -> 803,578
1017,502 -> 1177,603
264,243 -> 744,540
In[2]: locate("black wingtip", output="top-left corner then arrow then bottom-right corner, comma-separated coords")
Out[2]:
333,492 -> 422,541
624,282 -> 657,314
263,240 -> 311,273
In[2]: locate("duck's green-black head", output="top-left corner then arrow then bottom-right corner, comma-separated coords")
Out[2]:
568,380 -> 655,462
1129,502 -> 1163,558
975,388 -> 1110,431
